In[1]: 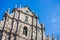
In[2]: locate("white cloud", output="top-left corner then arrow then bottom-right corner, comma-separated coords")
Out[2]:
50,16 -> 60,33
51,18 -> 57,23
51,16 -> 60,23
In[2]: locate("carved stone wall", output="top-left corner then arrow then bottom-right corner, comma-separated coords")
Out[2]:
0,7 -> 47,40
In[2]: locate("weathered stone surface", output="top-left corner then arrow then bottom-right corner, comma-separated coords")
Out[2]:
0,6 -> 47,40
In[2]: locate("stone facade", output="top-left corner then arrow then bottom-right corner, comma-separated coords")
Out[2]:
0,6 -> 47,40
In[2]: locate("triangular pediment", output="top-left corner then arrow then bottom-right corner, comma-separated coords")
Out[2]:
17,6 -> 37,17
24,6 -> 36,17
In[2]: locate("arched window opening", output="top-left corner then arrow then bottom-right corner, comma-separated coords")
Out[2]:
23,27 -> 28,36
26,10 -> 29,13
25,16 -> 28,22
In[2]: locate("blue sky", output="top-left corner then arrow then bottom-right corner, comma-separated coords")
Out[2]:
0,0 -> 60,39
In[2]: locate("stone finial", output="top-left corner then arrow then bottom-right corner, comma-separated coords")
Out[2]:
15,4 -> 17,8
40,23 -> 44,28
52,33 -> 55,40
5,8 -> 10,14
7,8 -> 10,13
20,4 -> 21,8
47,33 -> 50,38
